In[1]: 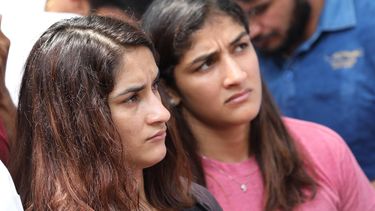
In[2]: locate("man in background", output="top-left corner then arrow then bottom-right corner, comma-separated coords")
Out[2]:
234,0 -> 375,186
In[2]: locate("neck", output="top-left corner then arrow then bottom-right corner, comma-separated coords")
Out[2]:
304,0 -> 325,41
283,0 -> 324,55
136,170 -> 157,211
184,112 -> 250,163
136,170 -> 146,202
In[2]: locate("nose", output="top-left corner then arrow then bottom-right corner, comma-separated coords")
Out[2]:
223,56 -> 247,88
146,93 -> 171,125
249,20 -> 262,39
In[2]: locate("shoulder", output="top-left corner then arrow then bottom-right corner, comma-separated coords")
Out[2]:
282,117 -> 350,168
354,0 -> 375,19
185,182 -> 222,211
354,0 -> 375,46
283,118 -> 375,209
283,117 -> 345,149
283,117 -> 360,184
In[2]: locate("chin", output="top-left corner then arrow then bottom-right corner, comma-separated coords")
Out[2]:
257,41 -> 284,55
240,100 -> 261,115
235,113 -> 258,125
232,105 -> 260,123
141,146 -> 167,169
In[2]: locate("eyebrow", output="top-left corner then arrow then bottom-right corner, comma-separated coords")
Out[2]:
112,70 -> 160,99
190,51 -> 217,67
113,84 -> 145,99
230,31 -> 249,46
153,70 -> 160,85
190,31 -> 249,66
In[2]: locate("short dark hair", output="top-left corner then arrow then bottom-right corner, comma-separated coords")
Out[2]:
89,0 -> 153,19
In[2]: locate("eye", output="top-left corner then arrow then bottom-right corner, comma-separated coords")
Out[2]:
248,3 -> 269,17
152,78 -> 160,93
234,42 -> 250,53
123,93 -> 139,104
197,57 -> 215,72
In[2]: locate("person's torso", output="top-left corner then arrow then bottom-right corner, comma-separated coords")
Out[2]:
258,0 -> 375,179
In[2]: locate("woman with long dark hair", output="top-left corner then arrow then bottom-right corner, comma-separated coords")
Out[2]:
142,0 -> 375,210
9,15 -> 221,211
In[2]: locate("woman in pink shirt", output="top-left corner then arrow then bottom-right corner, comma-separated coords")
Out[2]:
142,0 -> 375,210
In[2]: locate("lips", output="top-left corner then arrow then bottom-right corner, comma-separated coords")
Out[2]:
252,32 -> 278,48
225,89 -> 251,104
146,128 -> 167,142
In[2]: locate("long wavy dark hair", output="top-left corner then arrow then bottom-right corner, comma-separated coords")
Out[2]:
142,0 -> 317,210
9,15 -> 193,211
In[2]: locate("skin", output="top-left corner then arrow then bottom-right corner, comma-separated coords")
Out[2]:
94,6 -> 136,23
236,0 -> 375,185
235,0 -> 323,54
108,46 -> 170,205
236,0 -> 295,51
44,0 -> 90,15
0,15 -> 16,149
172,15 -> 262,162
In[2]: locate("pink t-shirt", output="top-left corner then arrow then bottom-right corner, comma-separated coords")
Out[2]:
202,118 -> 375,211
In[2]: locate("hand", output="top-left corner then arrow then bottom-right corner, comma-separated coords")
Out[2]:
0,15 -> 10,86
0,15 -> 16,149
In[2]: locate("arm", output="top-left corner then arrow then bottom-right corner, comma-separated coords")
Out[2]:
0,15 -> 16,150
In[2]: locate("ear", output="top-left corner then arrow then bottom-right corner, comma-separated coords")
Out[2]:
161,81 -> 181,107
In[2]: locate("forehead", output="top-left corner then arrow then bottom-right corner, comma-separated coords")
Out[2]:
178,15 -> 247,64
115,47 -> 157,81
194,15 -> 244,44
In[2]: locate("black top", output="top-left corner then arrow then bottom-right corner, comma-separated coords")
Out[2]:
182,183 -> 222,211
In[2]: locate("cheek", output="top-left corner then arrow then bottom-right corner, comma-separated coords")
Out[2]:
261,9 -> 289,33
178,77 -> 222,106
116,122 -> 143,160
112,111 -> 141,143
240,52 -> 261,77
250,64 -> 261,81
278,10 -> 295,33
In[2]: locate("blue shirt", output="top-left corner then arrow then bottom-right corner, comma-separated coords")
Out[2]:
258,0 -> 375,179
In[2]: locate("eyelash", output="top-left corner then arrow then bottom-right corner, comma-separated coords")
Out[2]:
124,94 -> 139,104
194,40 -> 250,72
123,78 -> 160,104
152,78 -> 160,92
234,42 -> 250,52
197,57 -> 216,72
249,4 -> 269,17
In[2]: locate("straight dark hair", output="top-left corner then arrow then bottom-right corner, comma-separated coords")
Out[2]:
10,15 -> 193,210
142,0 -> 317,210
